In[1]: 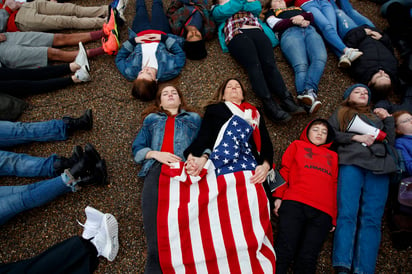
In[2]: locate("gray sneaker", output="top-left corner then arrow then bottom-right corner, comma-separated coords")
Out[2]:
90,213 -> 119,262
345,48 -> 363,62
338,55 -> 351,68
75,65 -> 91,82
297,90 -> 315,106
116,0 -> 128,21
75,42 -> 90,72
309,100 -> 322,114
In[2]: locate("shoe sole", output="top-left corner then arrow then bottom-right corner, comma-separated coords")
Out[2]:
297,96 -> 314,106
102,213 -> 119,262
78,42 -> 90,72
309,101 -> 322,114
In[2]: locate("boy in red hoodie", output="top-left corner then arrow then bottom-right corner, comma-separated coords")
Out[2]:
272,119 -> 338,274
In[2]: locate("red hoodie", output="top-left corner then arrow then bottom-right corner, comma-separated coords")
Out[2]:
273,119 -> 338,226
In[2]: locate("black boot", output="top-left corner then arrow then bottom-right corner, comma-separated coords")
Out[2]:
262,99 -> 291,123
67,144 -> 102,179
63,109 -> 93,135
280,95 -> 306,115
53,146 -> 83,175
78,159 -> 108,186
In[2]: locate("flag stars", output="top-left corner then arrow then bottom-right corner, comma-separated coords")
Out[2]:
224,150 -> 230,155
223,158 -> 229,164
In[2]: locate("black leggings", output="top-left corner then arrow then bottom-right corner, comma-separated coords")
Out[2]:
142,162 -> 163,274
227,28 -> 289,100
0,64 -> 74,97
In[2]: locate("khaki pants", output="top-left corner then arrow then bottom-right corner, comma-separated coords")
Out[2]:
15,1 -> 108,32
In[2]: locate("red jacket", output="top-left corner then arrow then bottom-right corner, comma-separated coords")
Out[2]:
0,3 -> 19,32
273,119 -> 338,225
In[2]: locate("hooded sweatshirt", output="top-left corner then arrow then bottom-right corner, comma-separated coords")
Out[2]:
273,119 -> 339,225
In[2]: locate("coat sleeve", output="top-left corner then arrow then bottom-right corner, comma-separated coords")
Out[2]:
132,118 -> 153,164
396,140 -> 412,175
273,142 -> 297,199
344,25 -> 368,49
211,0 -> 243,24
258,114 -> 274,167
184,105 -> 217,158
115,40 -> 139,81
328,109 -> 356,144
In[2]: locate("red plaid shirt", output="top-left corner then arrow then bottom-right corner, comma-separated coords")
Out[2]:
223,12 -> 262,45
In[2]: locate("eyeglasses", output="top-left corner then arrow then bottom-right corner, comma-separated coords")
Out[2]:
398,117 -> 412,125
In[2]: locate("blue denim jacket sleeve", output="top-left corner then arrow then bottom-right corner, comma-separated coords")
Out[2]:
132,114 -> 158,165
156,34 -> 186,82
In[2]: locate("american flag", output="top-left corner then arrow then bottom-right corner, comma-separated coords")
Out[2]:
157,116 -> 276,273
211,115 -> 257,176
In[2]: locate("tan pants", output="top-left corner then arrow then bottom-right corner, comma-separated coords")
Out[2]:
15,1 -> 108,32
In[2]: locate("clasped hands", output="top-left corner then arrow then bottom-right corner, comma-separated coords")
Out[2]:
135,34 -> 161,44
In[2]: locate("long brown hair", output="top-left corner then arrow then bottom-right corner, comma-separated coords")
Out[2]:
203,77 -> 247,109
141,84 -> 197,121
337,98 -> 375,131
261,0 -> 273,20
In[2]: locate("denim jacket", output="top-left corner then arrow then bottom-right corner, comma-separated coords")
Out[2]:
115,29 -> 186,82
132,110 -> 201,177
211,0 -> 278,53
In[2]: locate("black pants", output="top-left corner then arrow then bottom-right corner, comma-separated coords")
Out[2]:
142,162 -> 162,274
227,28 -> 288,101
275,200 -> 332,274
0,236 -> 99,274
0,64 -> 74,97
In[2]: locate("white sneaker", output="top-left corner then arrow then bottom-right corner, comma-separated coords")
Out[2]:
116,0 -> 128,21
344,48 -> 363,63
75,65 -> 91,82
297,90 -> 315,106
309,100 -> 322,114
75,42 -> 90,72
78,206 -> 104,240
91,213 -> 119,262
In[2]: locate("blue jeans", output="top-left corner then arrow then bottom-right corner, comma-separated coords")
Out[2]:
302,0 -> 346,56
132,0 -> 171,34
333,165 -> 389,274
0,120 -> 67,148
0,150 -> 57,177
0,174 -> 71,225
280,26 -> 327,94
331,0 -> 375,39
336,0 -> 375,28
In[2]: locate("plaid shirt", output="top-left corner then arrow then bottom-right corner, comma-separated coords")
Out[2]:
223,11 -> 262,45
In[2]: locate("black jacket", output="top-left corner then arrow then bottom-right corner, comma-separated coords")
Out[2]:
344,25 -> 398,88
184,102 -> 274,167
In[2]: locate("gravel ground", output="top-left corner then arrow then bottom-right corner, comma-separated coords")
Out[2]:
0,0 -> 411,273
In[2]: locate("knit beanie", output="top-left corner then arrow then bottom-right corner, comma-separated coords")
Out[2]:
183,40 -> 207,60
343,84 -> 371,103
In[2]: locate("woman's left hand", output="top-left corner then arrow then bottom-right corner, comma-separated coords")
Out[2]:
185,154 -> 208,177
373,108 -> 391,120
250,162 -> 270,184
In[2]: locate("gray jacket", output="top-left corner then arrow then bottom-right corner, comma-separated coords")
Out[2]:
328,108 -> 397,174
0,8 -> 9,33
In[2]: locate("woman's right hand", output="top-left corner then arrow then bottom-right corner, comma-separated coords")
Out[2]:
273,199 -> 282,217
352,134 -> 375,146
185,154 -> 208,176
146,151 -> 182,166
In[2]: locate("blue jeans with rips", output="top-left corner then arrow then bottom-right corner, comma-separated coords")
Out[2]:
331,0 -> 375,39
333,165 -> 389,274
132,0 -> 171,34
0,174 -> 72,225
280,26 -> 327,95
0,120 -> 67,148
301,0 -> 346,56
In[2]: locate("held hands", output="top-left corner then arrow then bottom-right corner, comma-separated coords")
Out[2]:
364,28 -> 382,40
185,154 -> 208,177
373,108 -> 391,120
352,134 -> 375,146
147,151 -> 182,166
4,0 -> 22,12
273,199 -> 282,217
134,34 -> 161,44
